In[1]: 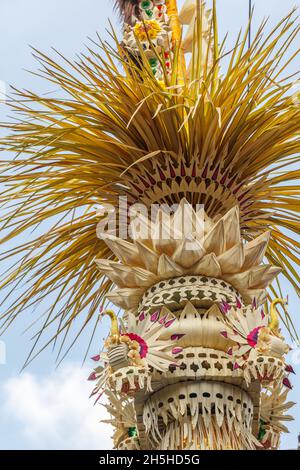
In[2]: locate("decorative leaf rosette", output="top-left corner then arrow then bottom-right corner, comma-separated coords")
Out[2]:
220,301 -> 291,375
121,310 -> 179,370
259,386 -> 295,449
89,308 -> 181,400
100,390 -> 139,449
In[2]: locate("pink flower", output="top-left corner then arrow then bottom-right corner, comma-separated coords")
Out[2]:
247,326 -> 262,348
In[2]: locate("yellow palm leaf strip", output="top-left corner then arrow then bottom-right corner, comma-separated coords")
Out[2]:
166,0 -> 187,85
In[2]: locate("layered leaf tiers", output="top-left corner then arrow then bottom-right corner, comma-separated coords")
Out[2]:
96,202 -> 280,309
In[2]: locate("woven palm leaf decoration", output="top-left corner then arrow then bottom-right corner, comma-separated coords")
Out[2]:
1,0 -> 300,451
0,1 -> 299,372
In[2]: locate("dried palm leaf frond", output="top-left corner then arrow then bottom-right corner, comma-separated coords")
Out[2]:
114,0 -> 140,25
1,7 -> 300,363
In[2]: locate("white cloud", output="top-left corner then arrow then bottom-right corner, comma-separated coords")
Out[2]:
1,363 -> 113,450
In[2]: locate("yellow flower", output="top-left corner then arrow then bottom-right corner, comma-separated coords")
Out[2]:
130,340 -> 140,351
120,335 -> 131,344
105,334 -> 119,348
134,20 -> 162,42
150,20 -> 161,31
148,30 -> 157,40
257,327 -> 272,353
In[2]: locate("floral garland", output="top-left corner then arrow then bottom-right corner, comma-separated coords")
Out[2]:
122,0 -> 172,81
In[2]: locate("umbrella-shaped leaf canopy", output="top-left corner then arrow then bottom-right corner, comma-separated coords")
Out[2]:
1,4 -> 300,364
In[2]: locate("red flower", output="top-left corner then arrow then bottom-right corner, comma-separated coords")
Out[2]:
122,333 -> 148,359
247,326 -> 262,348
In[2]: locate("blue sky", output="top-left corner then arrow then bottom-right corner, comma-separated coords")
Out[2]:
0,0 -> 299,450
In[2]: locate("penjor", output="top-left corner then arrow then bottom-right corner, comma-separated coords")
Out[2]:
92,200 -> 293,450
87,0 -> 297,451
1,0 -> 299,452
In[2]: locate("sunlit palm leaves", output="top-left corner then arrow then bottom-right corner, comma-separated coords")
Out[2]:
0,7 -> 300,363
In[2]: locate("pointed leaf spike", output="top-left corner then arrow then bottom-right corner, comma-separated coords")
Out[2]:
219,303 -> 227,315
150,311 -> 160,322
94,392 -> 103,405
164,318 -> 176,328
172,347 -> 183,355
159,314 -> 168,325
222,300 -> 231,313
285,365 -> 296,375
139,312 -> 145,322
91,355 -> 101,362
171,334 -> 185,341
283,377 -> 293,390
88,372 -> 97,381
89,387 -> 98,398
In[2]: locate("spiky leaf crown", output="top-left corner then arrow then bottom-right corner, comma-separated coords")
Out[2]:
1,7 -> 300,360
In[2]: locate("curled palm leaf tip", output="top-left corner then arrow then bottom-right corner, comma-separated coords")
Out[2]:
101,310 -> 120,341
269,298 -> 289,338
0,1 -> 300,366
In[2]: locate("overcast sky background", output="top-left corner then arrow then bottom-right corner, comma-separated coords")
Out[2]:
0,0 -> 300,450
